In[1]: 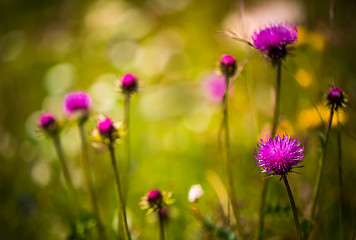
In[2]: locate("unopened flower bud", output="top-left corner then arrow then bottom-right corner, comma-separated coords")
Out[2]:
220,55 -> 237,77
148,189 -> 163,207
327,87 -> 346,111
188,184 -> 204,203
121,73 -> 138,95
97,117 -> 114,137
38,113 -> 58,134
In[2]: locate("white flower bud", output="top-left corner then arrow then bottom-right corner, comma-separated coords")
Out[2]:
188,184 -> 203,203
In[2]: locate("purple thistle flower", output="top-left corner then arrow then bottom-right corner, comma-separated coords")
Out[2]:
255,134 -> 305,176
38,112 -> 58,133
121,73 -> 138,95
327,87 -> 346,111
97,117 -> 114,137
220,55 -> 237,77
252,23 -> 297,61
63,91 -> 92,115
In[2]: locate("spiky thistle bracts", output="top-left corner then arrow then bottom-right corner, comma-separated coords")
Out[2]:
140,190 -> 174,214
327,87 -> 346,111
38,112 -> 59,134
91,115 -> 122,145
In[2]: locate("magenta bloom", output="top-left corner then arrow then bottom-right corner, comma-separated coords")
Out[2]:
63,91 -> 92,115
252,23 -> 297,61
327,87 -> 346,111
97,117 -> 114,137
147,189 -> 163,206
255,135 -> 305,176
205,75 -> 226,101
38,113 -> 58,133
121,73 -> 138,94
220,55 -> 237,77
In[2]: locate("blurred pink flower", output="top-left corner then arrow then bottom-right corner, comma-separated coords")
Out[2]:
204,75 -> 226,102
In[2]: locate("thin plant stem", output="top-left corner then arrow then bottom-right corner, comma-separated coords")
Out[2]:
282,175 -> 302,239
309,107 -> 334,221
271,61 -> 282,135
52,133 -> 77,217
108,143 -> 131,240
158,210 -> 165,240
238,0 -> 245,38
337,118 -> 344,240
117,94 -> 132,238
329,0 -> 335,28
222,74 -> 244,237
123,94 -> 131,200
78,122 -> 105,237
256,61 -> 282,240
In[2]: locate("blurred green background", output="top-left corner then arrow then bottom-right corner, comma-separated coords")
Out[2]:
1,0 -> 356,239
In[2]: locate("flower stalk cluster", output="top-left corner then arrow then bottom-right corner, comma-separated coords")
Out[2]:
140,190 -> 174,240
255,134 -> 305,239
219,54 -> 244,236
99,117 -> 131,240
250,22 -> 298,240
35,18 -> 351,240
307,86 -> 347,237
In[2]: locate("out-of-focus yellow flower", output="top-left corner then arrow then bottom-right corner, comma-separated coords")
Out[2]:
298,105 -> 347,130
310,32 -> 325,51
295,68 -> 312,87
296,26 -> 307,45
296,26 -> 325,51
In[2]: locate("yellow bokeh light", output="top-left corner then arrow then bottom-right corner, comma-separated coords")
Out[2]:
298,105 -> 347,130
295,68 -> 312,87
296,26 -> 325,51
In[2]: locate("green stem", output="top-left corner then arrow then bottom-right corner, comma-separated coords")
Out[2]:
337,119 -> 344,240
222,74 -> 244,237
271,62 -> 282,135
123,94 -> 131,200
309,107 -> 334,221
108,143 -> 131,240
78,122 -> 105,237
256,180 -> 268,240
256,61 -> 282,240
158,210 -> 165,240
282,175 -> 302,239
52,133 -> 77,217
117,94 -> 132,237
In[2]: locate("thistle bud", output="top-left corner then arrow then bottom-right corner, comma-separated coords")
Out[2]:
97,117 -> 115,137
188,184 -> 204,203
148,189 -> 163,207
327,87 -> 346,111
220,55 -> 237,77
38,113 -> 58,134
121,73 -> 138,95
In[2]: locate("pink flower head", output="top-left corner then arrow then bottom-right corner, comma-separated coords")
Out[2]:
121,73 -> 138,95
255,134 -> 305,176
147,189 -> 163,207
38,113 -> 58,133
252,23 -> 297,61
63,91 -> 92,115
204,75 -> 226,101
327,87 -> 346,111
140,190 -> 174,213
97,117 -> 114,137
220,55 -> 237,77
